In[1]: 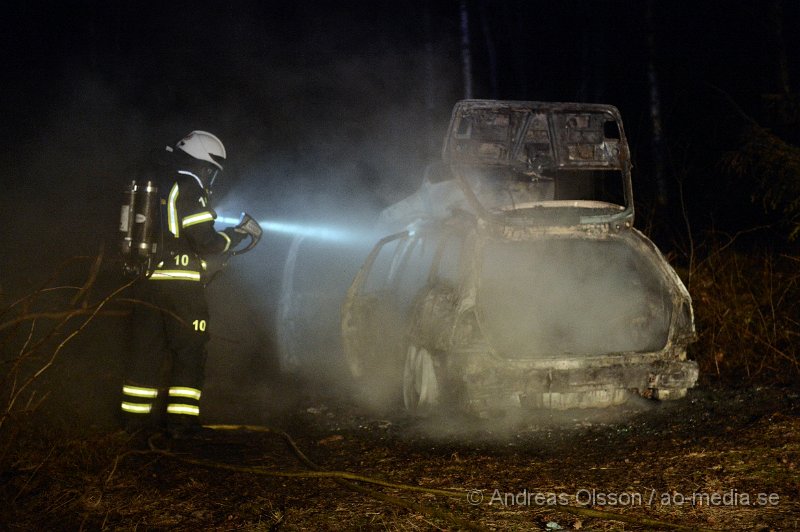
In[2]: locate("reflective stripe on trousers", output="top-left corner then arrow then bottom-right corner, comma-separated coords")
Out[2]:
121,384 -> 159,415
167,386 -> 202,417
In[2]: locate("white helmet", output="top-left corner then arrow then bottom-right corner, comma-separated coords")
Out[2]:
175,130 -> 226,171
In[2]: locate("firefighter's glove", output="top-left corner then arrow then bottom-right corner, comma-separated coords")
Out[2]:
222,227 -> 247,249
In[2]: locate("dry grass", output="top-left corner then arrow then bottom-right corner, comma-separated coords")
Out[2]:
1,242 -> 799,530
687,233 -> 800,385
0,253 -> 132,469
1,386 -> 798,531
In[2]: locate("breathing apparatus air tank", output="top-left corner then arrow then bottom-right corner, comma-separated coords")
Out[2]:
120,180 -> 160,276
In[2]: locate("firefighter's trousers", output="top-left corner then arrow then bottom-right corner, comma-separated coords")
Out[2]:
121,278 -> 210,428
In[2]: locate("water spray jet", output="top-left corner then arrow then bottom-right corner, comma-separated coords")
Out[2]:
217,214 -> 360,244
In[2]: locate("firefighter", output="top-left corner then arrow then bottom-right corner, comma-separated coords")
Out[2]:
120,130 -> 250,438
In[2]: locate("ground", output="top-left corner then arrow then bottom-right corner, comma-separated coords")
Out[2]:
1,383 -> 798,531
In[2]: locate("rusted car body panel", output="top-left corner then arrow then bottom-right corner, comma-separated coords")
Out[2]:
341,100 -> 698,413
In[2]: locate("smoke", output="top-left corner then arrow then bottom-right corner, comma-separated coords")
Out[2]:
0,4 -> 463,430
479,237 -> 671,358
0,5 -> 678,441
201,146 -> 408,417
170,15 -> 462,421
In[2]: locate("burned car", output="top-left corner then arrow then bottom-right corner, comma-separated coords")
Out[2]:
341,100 -> 698,414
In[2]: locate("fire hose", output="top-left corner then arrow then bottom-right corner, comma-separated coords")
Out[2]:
131,424 -> 718,532
204,212 -> 262,286
229,212 -> 263,256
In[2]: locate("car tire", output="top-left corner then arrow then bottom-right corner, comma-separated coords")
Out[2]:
403,344 -> 440,414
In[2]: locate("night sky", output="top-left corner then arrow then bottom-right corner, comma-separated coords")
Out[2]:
2,1 -> 799,284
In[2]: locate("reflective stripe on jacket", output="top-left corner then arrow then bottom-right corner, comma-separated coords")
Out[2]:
151,171 -> 230,281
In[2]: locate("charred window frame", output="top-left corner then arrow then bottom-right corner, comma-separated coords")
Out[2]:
361,233 -> 410,294
444,102 -> 635,225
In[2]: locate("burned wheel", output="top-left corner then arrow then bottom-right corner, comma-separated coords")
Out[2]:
402,345 -> 440,414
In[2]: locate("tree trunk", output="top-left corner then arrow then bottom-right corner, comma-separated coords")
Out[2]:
478,0 -> 498,99
423,7 -> 438,155
646,0 -> 668,206
459,0 -> 474,100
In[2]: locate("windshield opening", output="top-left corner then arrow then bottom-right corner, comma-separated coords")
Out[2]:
457,166 -> 626,214
549,168 -> 625,206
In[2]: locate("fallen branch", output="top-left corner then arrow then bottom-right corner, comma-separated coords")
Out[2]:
140,424 -> 719,532
0,256 -> 94,320
115,298 -> 241,345
150,425 -> 483,531
0,271 -> 137,432
0,309 -> 130,333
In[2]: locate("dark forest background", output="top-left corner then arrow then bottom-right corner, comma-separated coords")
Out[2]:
3,2 -> 800,244
1,0 -> 799,419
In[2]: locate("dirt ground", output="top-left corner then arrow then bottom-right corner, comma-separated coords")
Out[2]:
1,382 -> 798,531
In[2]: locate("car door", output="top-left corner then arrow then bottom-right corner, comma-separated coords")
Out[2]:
341,231 -> 412,379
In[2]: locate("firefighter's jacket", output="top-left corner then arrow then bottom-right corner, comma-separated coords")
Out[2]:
150,170 -> 231,282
